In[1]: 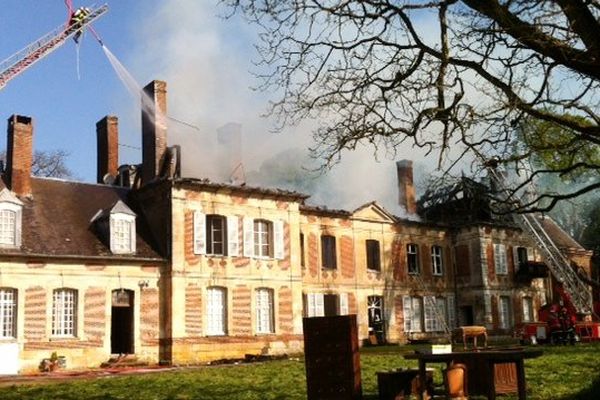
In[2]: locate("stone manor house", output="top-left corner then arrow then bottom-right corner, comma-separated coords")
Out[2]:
0,81 -> 592,373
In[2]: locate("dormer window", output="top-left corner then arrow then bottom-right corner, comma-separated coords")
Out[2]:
92,199 -> 137,255
0,188 -> 23,249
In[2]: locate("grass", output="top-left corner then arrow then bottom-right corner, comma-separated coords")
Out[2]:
1,343 -> 600,399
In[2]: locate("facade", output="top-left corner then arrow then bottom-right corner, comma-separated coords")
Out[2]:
0,81 -> 592,373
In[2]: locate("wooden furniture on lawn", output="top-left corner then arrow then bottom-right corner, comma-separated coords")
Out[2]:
452,326 -> 488,350
444,362 -> 468,400
404,348 -> 543,400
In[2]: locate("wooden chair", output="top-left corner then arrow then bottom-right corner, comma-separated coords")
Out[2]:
452,326 -> 487,350
444,362 -> 468,400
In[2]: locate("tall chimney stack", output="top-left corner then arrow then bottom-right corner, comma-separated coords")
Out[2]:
96,115 -> 119,184
141,80 -> 167,185
6,115 -> 33,197
396,160 -> 416,214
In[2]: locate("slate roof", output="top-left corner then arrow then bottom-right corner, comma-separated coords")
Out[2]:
0,177 -> 163,261
538,215 -> 586,251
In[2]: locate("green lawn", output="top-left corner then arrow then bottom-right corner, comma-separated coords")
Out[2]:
1,343 -> 599,399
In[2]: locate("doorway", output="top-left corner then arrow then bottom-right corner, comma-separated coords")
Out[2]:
111,289 -> 134,355
459,305 -> 474,326
367,295 -> 385,343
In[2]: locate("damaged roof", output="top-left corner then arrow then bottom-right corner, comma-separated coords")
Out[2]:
1,177 -> 163,261
538,215 -> 587,251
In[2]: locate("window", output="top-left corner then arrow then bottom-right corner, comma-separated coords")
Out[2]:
0,288 -> 17,339
0,189 -> 23,249
52,289 -> 77,337
424,296 -> 447,332
0,210 -> 16,246
206,287 -> 227,335
516,247 -> 528,265
431,245 -> 443,275
206,215 -> 227,256
300,233 -> 305,268
522,297 -> 533,322
305,293 -> 324,317
403,296 -> 422,333
321,235 -> 337,269
254,219 -> 273,258
407,244 -> 419,274
499,295 -> 512,329
494,244 -> 508,275
112,218 -> 134,253
305,293 -> 347,317
255,288 -> 274,334
366,240 -> 381,271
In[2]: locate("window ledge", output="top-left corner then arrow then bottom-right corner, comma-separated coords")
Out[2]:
49,336 -> 79,341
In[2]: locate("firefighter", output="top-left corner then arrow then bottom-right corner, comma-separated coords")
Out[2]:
69,7 -> 90,43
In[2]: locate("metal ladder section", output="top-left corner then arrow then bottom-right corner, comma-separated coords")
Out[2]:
488,169 -> 592,314
413,272 -> 452,336
0,4 -> 108,89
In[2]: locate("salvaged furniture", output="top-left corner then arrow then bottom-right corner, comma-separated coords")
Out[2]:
443,362 -> 468,400
452,326 -> 488,350
404,348 -> 543,400
376,369 -> 433,400
303,315 -> 361,400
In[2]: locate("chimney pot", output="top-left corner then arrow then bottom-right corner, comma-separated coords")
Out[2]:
6,114 -> 34,197
396,159 -> 416,214
141,80 -> 168,185
96,115 -> 119,184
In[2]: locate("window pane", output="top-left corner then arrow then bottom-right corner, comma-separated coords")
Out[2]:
256,288 -> 274,333
431,246 -> 443,275
52,289 -> 77,336
206,215 -> 227,256
366,240 -> 381,271
206,287 -> 227,335
407,244 -> 419,274
0,210 -> 16,246
0,288 -> 16,338
254,220 -> 272,258
321,236 -> 337,269
113,219 -> 132,253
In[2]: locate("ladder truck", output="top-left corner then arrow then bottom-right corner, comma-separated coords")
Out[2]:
487,167 -> 600,343
0,4 -> 108,90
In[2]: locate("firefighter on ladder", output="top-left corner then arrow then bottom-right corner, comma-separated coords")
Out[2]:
69,7 -> 90,42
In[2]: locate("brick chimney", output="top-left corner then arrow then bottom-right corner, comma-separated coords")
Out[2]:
6,115 -> 33,197
396,160 -> 416,214
96,115 -> 119,184
141,80 -> 167,185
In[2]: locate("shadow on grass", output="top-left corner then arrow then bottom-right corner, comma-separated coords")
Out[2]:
561,372 -> 600,400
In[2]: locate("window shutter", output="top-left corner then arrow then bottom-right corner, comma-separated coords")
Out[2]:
493,244 -> 501,270
413,297 -> 422,332
447,294 -> 456,329
315,293 -> 325,317
227,216 -> 239,257
130,220 -> 137,254
512,246 -> 519,270
339,293 -> 348,315
500,244 -> 507,273
243,217 -> 254,257
193,211 -> 206,255
403,296 -> 412,333
15,208 -> 22,248
307,293 -> 315,317
527,247 -> 535,261
274,220 -> 284,260
424,296 -> 435,332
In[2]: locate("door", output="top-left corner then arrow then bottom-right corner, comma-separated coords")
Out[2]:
368,296 -> 385,343
459,305 -> 474,326
111,289 -> 134,354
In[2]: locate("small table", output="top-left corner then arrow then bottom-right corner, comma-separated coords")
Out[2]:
404,348 -> 543,400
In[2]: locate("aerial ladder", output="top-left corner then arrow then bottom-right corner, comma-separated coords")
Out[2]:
487,168 -> 593,316
0,4 -> 108,90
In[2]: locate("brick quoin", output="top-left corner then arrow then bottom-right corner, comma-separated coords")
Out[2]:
26,262 -> 45,269
491,295 -> 499,331
339,219 -> 351,228
276,201 -> 289,210
140,288 -> 159,342
395,295 -> 404,335
24,286 -> 46,341
184,210 -> 199,266
308,233 -> 318,278
421,244 -> 432,281
185,285 -> 202,336
278,287 -> 293,334
232,286 -> 251,335
84,288 -> 106,340
340,235 -> 355,278
392,239 -> 405,281
507,246 -> 515,276
279,223 -> 291,270
487,243 -> 496,282
455,245 -> 471,276
513,295 -> 522,324
231,196 -> 248,205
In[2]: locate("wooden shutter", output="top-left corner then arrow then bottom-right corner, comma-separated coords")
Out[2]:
193,211 -> 206,254
424,296 -> 436,332
339,293 -> 348,315
274,220 -> 284,259
227,216 -> 239,257
243,217 -> 254,257
447,294 -> 456,329
315,293 -> 325,317
403,295 -> 412,332
413,297 -> 422,332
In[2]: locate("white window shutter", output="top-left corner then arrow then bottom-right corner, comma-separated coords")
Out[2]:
243,217 -> 254,257
193,211 -> 206,255
15,208 -> 22,248
424,296 -> 435,332
274,220 -> 284,259
307,293 -> 315,317
447,294 -> 456,329
403,296 -> 412,333
494,244 -> 501,270
227,216 -> 239,257
413,297 -> 422,332
130,220 -> 137,254
315,293 -> 325,317
339,293 -> 348,315
527,247 -> 535,261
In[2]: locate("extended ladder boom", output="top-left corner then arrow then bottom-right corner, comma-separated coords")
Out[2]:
0,4 -> 108,90
488,169 -> 592,314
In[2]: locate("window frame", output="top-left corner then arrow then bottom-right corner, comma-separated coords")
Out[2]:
321,235 -> 337,270
110,213 -> 136,254
206,214 -> 228,256
255,288 -> 275,334
431,245 -> 444,276
522,296 -> 534,323
253,219 -> 273,259
407,243 -> 420,274
52,288 -> 78,338
403,296 -> 423,333
499,295 -> 512,329
206,286 -> 228,336
0,288 -> 17,339
0,198 -> 22,249
494,244 -> 508,275
366,239 -> 381,272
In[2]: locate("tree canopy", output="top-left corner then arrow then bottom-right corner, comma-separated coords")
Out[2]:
225,0 -> 600,213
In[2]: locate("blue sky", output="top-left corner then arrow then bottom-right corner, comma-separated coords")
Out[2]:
0,0 -> 430,213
